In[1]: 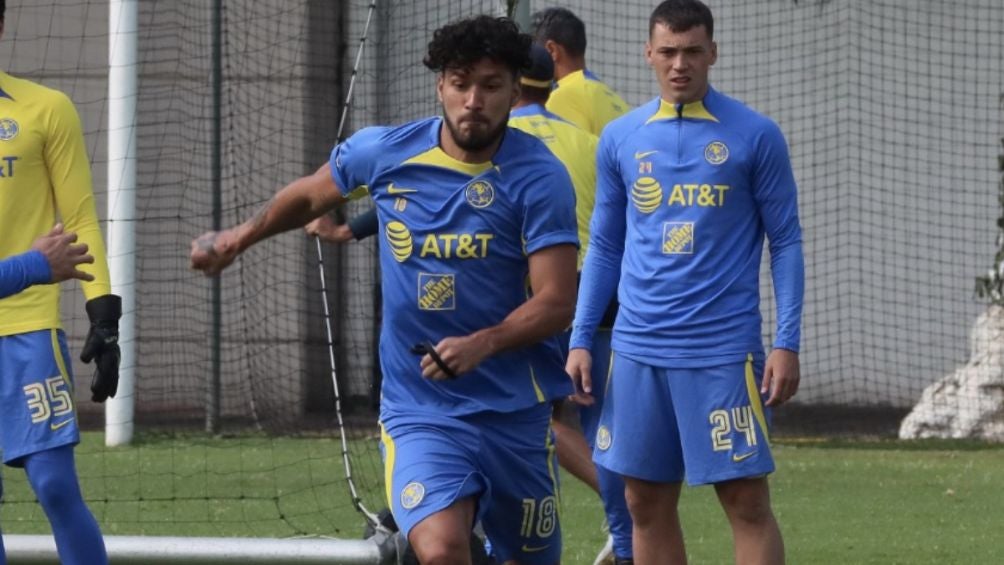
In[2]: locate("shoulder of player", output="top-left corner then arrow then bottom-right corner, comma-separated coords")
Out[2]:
500,128 -> 566,174
356,117 -> 435,147
351,118 -> 439,164
706,88 -> 782,140
3,73 -> 71,104
0,73 -> 77,120
600,98 -> 659,147
502,126 -> 560,166
554,124 -> 598,159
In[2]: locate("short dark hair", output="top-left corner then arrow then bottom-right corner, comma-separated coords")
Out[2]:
423,15 -> 532,78
649,0 -> 714,39
530,7 -> 586,58
0,1 -> 6,21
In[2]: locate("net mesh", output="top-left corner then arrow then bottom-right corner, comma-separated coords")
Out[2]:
0,0 -> 1002,538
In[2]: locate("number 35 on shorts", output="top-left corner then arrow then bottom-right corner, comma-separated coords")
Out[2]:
24,374 -> 74,425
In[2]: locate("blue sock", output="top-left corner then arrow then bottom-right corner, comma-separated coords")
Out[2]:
22,446 -> 107,565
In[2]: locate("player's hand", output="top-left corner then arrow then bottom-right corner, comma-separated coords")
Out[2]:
419,335 -> 489,381
565,347 -> 595,406
80,294 -> 122,403
305,215 -> 354,243
190,229 -> 241,276
31,224 -> 95,283
762,348 -> 800,406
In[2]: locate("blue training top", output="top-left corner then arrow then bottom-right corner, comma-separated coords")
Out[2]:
329,117 -> 579,416
570,86 -> 804,368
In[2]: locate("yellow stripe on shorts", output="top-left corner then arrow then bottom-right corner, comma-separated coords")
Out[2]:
744,353 -> 771,445
379,423 -> 396,508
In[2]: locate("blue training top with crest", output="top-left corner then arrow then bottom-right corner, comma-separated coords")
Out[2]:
570,86 -> 804,368
329,117 -> 579,416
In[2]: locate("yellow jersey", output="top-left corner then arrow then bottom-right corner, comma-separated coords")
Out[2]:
545,69 -> 628,137
0,70 -> 111,336
509,103 -> 598,268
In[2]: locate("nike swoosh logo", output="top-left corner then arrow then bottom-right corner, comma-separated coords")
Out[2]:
387,182 -> 417,194
732,451 -> 757,462
50,418 -> 74,431
634,150 -> 659,159
521,544 -> 551,553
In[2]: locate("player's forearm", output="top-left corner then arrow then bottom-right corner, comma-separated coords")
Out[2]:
56,192 -> 113,298
0,251 -> 51,299
471,289 -> 576,357
770,239 -> 804,352
235,169 -> 344,252
569,242 -> 621,350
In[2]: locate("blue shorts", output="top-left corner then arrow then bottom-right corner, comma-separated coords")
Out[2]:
0,329 -> 80,466
594,353 -> 773,485
380,404 -> 561,564
578,329 -> 612,447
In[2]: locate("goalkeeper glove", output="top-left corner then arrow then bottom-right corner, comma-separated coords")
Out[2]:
80,294 -> 122,402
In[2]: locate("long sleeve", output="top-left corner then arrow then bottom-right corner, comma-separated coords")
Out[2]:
753,122 -> 804,352
569,133 -> 626,350
45,91 -> 111,300
0,250 -> 50,300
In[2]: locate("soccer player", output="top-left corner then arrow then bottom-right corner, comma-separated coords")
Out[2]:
509,45 -> 634,565
0,224 -> 95,300
0,4 -> 120,563
532,9 -> 634,564
307,46 -> 634,563
191,15 -> 578,565
566,1 -> 804,564
530,7 -> 628,137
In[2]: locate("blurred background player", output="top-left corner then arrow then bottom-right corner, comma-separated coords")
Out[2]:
509,44 -> 633,565
192,15 -> 578,565
0,3 -> 121,563
0,224 -> 95,299
567,1 -> 804,564
530,9 -> 634,564
530,7 -> 628,136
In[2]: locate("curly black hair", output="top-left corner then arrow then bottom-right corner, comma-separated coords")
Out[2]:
423,15 -> 532,78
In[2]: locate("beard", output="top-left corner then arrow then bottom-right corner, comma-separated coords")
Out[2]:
443,113 -> 508,152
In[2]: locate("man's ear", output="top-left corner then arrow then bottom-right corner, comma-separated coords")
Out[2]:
544,39 -> 560,64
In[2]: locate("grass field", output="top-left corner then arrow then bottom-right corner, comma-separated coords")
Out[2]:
1,433 -> 1003,564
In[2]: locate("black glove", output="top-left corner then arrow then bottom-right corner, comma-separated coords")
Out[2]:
80,294 -> 122,402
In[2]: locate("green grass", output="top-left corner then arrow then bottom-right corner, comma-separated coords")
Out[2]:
2,435 -> 1003,564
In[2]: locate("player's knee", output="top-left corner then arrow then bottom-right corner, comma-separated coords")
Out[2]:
27,468 -> 80,514
624,483 -> 672,527
410,534 -> 470,565
716,478 -> 774,525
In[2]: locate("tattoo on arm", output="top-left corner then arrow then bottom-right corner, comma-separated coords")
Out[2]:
249,196 -> 275,233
